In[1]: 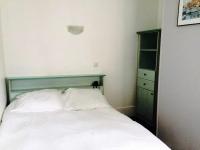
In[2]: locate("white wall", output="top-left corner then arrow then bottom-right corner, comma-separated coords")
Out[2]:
0,9 -> 6,120
158,0 -> 200,149
1,0 -> 160,114
157,0 -> 163,28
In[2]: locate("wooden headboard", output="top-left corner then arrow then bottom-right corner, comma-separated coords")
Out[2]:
6,74 -> 105,104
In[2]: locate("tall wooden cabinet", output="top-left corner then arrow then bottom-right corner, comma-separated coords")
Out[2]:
136,29 -> 161,134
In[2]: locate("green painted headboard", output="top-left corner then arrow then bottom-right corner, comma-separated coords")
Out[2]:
6,74 -> 105,104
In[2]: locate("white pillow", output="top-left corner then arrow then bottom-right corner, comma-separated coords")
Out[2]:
63,88 -> 111,111
12,89 -> 63,112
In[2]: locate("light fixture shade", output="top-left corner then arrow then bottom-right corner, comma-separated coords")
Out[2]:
67,25 -> 84,35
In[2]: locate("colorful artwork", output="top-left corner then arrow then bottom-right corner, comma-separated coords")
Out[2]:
178,0 -> 200,26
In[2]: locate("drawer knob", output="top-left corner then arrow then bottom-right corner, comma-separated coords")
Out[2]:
143,83 -> 146,86
151,93 -> 154,96
144,73 -> 147,76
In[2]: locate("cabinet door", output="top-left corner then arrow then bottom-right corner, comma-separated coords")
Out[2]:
136,87 -> 154,123
136,87 -> 146,117
145,91 -> 154,122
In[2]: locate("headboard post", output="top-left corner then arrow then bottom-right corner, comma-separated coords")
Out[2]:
100,75 -> 105,94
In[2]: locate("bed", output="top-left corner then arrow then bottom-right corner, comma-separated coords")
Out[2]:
0,75 -> 170,150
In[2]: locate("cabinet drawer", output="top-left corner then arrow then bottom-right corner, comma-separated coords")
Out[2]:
137,78 -> 154,91
138,69 -> 155,81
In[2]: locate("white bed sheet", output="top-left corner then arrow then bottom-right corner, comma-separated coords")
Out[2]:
0,106 -> 170,150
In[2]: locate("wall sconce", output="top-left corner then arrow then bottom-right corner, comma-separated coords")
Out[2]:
67,25 -> 84,35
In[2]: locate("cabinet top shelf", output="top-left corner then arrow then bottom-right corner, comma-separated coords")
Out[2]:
137,29 -> 161,34
139,67 -> 156,71
140,49 -> 157,52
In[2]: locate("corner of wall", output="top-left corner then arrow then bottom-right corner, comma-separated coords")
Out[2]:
0,8 -> 7,121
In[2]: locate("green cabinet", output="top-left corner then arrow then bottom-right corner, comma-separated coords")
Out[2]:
136,29 -> 161,134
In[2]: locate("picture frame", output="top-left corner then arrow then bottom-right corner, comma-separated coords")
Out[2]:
178,0 -> 200,26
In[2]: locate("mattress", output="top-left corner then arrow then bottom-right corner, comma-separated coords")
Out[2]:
0,106 -> 170,150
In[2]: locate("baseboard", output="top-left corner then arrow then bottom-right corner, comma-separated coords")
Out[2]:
115,106 -> 135,117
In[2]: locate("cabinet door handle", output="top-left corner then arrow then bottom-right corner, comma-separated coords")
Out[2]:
150,93 -> 154,96
144,73 -> 147,76
143,83 -> 146,86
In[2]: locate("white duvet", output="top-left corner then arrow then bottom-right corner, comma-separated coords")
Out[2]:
0,107 -> 170,150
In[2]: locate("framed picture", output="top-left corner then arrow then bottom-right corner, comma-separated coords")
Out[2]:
178,0 -> 200,26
